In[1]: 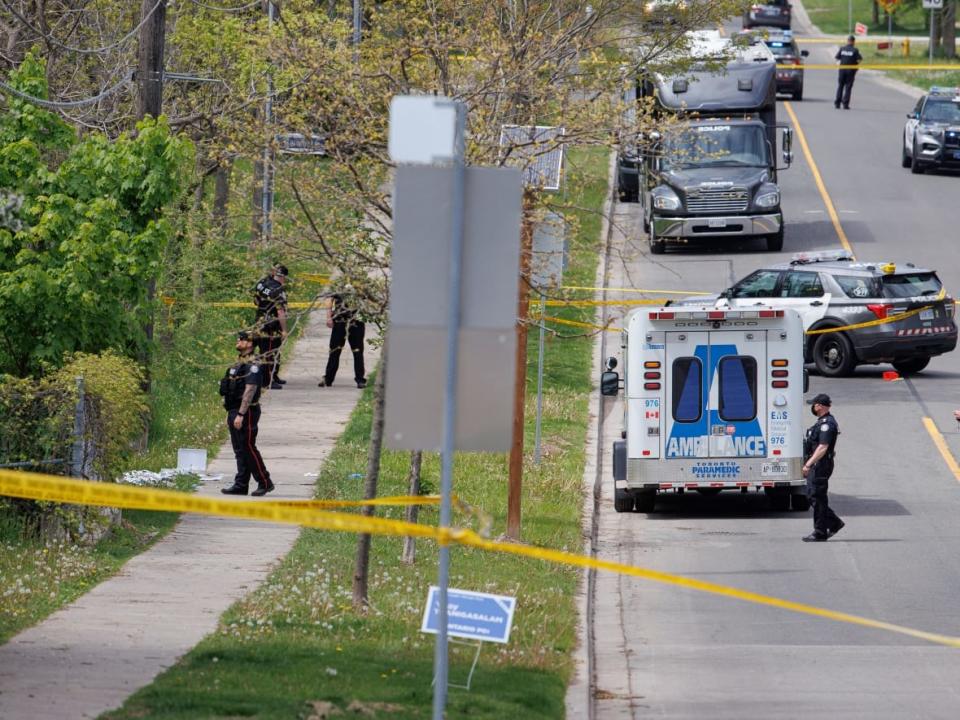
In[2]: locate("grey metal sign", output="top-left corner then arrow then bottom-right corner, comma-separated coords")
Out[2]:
499,125 -> 565,190
530,211 -> 567,289
276,133 -> 327,155
385,165 -> 523,452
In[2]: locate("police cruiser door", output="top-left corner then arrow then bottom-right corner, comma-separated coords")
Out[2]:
664,330 -> 767,459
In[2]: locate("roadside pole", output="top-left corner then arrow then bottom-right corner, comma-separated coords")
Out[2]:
533,289 -> 546,465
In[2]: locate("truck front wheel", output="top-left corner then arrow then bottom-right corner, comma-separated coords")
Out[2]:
766,227 -> 784,252
649,225 -> 666,255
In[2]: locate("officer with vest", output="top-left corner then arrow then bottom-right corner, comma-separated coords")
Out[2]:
835,35 -> 863,109
802,393 -> 843,541
220,330 -> 275,496
253,264 -> 289,390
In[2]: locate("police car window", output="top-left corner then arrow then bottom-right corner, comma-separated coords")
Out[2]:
718,356 -> 757,422
765,42 -> 794,58
730,270 -> 780,298
881,272 -> 942,298
921,100 -> 960,123
781,271 -> 823,298
672,357 -> 702,423
835,275 -> 877,298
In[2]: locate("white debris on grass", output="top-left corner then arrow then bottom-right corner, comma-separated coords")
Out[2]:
118,469 -> 223,487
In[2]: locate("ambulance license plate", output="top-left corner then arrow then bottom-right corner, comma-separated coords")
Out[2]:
762,462 -> 788,476
920,308 -> 935,321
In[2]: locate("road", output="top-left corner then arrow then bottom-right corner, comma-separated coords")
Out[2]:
584,17 -> 960,720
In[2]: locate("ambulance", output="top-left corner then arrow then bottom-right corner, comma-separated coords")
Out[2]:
601,304 -> 809,513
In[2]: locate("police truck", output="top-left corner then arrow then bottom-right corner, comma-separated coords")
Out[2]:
601,305 -> 809,513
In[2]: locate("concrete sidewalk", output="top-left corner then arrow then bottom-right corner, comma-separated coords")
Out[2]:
0,311 -> 377,720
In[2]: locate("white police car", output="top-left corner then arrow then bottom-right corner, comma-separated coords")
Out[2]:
902,86 -> 960,174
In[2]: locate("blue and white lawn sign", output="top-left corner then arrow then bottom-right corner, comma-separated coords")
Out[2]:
420,586 -> 517,644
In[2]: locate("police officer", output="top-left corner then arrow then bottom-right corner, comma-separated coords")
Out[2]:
802,393 -> 844,541
317,289 -> 367,389
253,264 -> 289,389
220,330 -> 275,496
835,35 -> 862,109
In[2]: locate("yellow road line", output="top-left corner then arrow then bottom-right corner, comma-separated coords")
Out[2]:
782,101 -> 855,259
4,469 -> 960,649
922,417 -> 960,483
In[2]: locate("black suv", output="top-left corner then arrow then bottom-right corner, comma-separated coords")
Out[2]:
675,250 -> 958,376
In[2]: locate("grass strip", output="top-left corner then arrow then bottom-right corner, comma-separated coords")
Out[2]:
101,146 -> 611,720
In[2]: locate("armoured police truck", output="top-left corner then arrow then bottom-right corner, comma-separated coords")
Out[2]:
601,305 -> 808,513
617,31 -> 794,253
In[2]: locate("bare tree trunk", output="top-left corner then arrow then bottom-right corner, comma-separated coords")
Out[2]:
872,0 -> 879,26
251,158 -> 264,247
401,450 -> 423,564
213,158 -> 232,229
934,6 -> 944,55
943,0 -> 957,59
352,351 -> 387,609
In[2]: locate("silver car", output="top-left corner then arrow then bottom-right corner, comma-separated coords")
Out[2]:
902,86 -> 960,174
673,250 -> 958,377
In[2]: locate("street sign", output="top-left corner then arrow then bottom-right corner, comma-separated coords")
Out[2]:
877,0 -> 901,12
275,133 -> 326,155
389,96 -> 460,164
854,22 -> 868,36
499,125 -> 565,190
384,165 -> 523,452
922,0 -> 943,9
421,587 -> 517,644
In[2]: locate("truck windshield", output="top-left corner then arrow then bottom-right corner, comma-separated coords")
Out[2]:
662,124 -> 769,169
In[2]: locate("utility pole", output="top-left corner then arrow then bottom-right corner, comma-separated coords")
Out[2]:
261,1 -> 276,243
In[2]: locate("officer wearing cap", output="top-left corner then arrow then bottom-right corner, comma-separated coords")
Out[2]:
834,35 -> 862,109
253,263 -> 289,390
802,393 -> 843,541
219,330 -> 275,496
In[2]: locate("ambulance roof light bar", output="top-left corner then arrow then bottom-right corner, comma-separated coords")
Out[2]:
648,309 -> 784,320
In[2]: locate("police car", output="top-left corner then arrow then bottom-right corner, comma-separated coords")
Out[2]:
673,250 -> 958,377
743,0 -> 792,30
764,31 -> 808,100
902,86 -> 960,174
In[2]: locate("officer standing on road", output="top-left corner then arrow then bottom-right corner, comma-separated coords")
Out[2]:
253,264 -> 289,389
220,330 -> 275,497
802,393 -> 844,542
835,35 -> 863,110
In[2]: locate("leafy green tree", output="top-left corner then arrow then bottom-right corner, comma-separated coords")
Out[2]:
0,53 -> 193,376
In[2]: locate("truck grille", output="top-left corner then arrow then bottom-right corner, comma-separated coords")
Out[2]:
686,187 -> 749,213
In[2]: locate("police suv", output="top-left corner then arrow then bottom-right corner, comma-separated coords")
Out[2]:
601,305 -> 809,514
674,250 -> 958,377
902,86 -> 960,174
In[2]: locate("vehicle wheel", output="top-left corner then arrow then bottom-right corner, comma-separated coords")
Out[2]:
634,491 -> 656,513
790,492 -> 811,511
614,489 -> 634,513
911,141 -> 925,174
766,487 -> 790,511
649,225 -> 666,255
901,135 -> 911,168
892,357 -> 930,374
766,227 -> 784,252
642,212 -> 650,233
813,331 -> 857,377
793,87 -> 803,101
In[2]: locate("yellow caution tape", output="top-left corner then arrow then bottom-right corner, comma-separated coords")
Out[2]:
805,292 -> 946,336
545,298 -> 664,307
267,495 -> 441,509
3,469 -> 960,649
796,63 -> 960,70
541,315 -> 622,333
209,301 -> 316,310
558,285 -> 711,295
299,274 -> 330,284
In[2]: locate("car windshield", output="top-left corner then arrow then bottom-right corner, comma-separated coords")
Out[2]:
881,272 -> 943,299
764,42 -> 795,58
663,124 -> 769,169
921,100 -> 960,123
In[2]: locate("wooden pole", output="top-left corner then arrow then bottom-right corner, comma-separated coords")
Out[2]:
507,191 -> 534,540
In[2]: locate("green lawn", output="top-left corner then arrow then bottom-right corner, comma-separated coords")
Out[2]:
102,146 -> 611,720
802,0 -> 943,36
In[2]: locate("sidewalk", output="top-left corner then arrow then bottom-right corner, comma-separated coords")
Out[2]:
0,311 -> 377,720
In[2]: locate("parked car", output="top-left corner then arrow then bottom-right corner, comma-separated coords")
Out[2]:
764,32 -> 808,100
743,0 -> 792,29
902,86 -> 960,174
672,250 -> 958,377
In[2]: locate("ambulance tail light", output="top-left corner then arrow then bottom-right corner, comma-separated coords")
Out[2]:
772,380 -> 788,388
771,370 -> 788,378
644,361 -> 661,369
771,359 -> 788,367
758,310 -> 784,318
867,303 -> 888,320
644,371 -> 661,380
644,382 -> 661,390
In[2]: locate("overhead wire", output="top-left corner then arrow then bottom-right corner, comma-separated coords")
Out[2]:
0,71 -> 134,109
0,0 -> 164,55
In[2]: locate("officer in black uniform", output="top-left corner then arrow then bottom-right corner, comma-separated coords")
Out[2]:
253,264 -> 289,389
802,393 -> 844,541
220,330 -> 275,496
834,35 -> 863,109
317,290 -> 367,389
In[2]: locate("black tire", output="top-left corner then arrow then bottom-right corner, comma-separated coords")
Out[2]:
813,331 -> 857,377
766,487 -> 790,512
766,227 -> 784,252
911,141 -> 925,174
649,224 -> 666,255
892,357 -> 931,375
634,491 -> 656,513
614,489 -> 634,513
901,135 -> 911,168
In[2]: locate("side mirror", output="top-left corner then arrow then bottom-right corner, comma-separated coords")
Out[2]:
601,370 -> 620,396
803,368 -> 810,394
781,127 -> 793,166
606,356 -> 618,371
907,112 -> 918,119
801,49 -> 809,57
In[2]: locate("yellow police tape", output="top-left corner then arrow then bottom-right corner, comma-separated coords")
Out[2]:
558,286 -> 712,296
3,469 -> 960,649
541,315 -> 622,333
797,63 -> 960,70
545,298 -> 664,307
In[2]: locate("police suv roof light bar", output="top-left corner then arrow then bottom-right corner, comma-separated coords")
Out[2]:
789,249 -> 854,265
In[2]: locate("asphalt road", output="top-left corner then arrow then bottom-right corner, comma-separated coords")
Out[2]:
589,20 -> 960,720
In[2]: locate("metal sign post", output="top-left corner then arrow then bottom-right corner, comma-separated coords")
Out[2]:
923,0 -> 944,62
